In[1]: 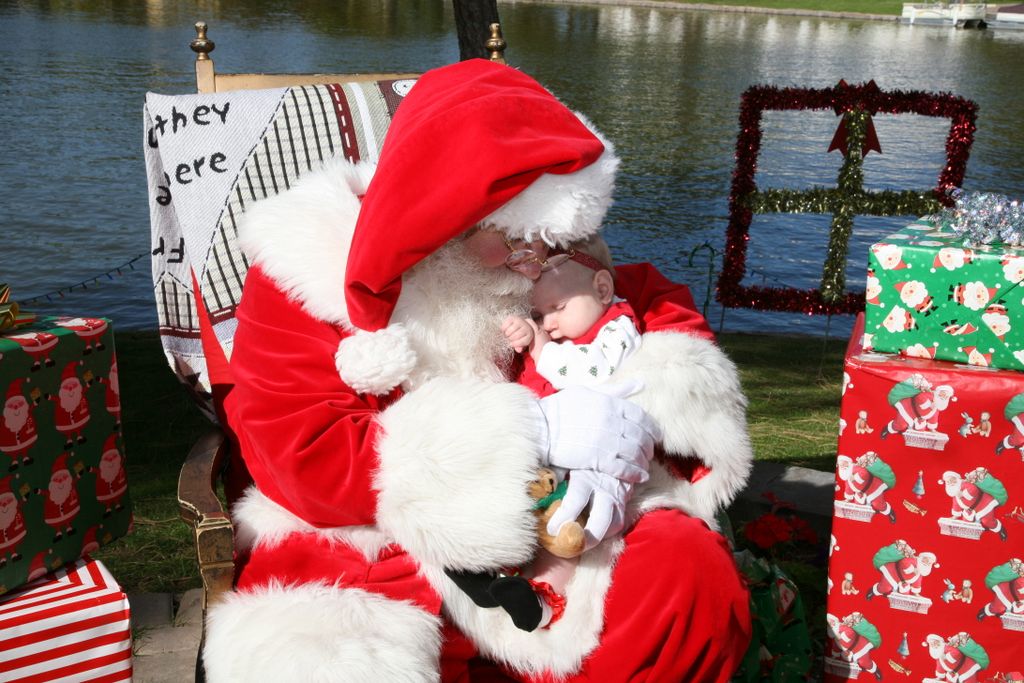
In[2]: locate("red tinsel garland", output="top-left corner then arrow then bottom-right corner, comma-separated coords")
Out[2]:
718,82 -> 977,315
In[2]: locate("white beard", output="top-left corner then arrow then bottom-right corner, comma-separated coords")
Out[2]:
393,241 -> 532,391
99,456 -> 121,483
0,496 -> 15,528
59,384 -> 82,414
3,405 -> 28,433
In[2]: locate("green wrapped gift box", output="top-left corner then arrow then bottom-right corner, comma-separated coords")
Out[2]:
0,316 -> 131,595
864,217 -> 1024,371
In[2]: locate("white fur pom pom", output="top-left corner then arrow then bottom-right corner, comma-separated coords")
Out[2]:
336,325 -> 417,395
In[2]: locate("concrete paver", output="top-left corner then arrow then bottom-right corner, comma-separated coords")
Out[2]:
132,588 -> 203,682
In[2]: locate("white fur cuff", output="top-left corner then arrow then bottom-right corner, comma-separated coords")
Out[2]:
204,582 -> 441,682
374,377 -> 544,571
336,325 -> 417,395
615,331 -> 753,523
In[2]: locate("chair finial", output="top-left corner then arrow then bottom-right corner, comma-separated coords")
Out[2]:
191,21 -> 215,61
486,23 -> 507,64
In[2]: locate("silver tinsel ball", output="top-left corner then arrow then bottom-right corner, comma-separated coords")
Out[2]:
942,188 -> 1024,246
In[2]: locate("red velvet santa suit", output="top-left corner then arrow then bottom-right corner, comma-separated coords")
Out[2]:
204,60 -> 752,682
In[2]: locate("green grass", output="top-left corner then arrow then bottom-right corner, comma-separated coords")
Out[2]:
720,332 -> 846,472
657,0 -> 904,15
92,330 -> 844,593
91,332 -> 210,594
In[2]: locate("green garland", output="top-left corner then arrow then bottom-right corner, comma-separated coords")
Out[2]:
743,110 -> 940,303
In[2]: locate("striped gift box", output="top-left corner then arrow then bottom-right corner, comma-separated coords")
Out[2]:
0,557 -> 131,682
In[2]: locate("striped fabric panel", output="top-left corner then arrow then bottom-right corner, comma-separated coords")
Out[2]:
200,84 -> 352,322
0,558 -> 131,683
154,271 -> 199,336
197,81 -> 412,324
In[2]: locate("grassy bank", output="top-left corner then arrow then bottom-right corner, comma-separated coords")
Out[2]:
93,329 -> 843,593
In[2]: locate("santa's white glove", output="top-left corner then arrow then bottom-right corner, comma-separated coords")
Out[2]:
534,381 -> 659,484
546,470 -> 631,550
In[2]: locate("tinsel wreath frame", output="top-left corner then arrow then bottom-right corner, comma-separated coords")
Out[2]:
717,80 -> 977,315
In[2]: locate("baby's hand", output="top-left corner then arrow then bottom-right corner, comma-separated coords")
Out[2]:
502,316 -> 537,353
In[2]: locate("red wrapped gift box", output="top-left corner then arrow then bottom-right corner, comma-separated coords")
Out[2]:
0,556 -> 131,682
825,315 -> 1024,681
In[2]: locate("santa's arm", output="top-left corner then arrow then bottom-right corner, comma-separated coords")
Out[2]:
230,267 -> 542,570
614,263 -> 752,522
226,266 -> 384,529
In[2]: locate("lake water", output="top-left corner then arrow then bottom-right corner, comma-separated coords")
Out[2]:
2,1 -> 1022,335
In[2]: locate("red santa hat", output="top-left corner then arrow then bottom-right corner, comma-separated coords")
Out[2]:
102,435 -> 119,459
61,362 -> 79,384
6,378 -> 25,404
0,475 -> 12,497
960,346 -> 992,367
336,59 -> 618,394
52,453 -> 69,475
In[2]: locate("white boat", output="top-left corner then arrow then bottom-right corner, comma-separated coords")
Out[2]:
900,3 -> 987,27
996,3 -> 1024,22
989,3 -> 1024,29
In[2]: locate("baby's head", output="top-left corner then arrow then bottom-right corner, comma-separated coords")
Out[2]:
531,235 -> 615,341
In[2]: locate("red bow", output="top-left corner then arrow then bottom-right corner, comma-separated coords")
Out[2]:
827,79 -> 883,157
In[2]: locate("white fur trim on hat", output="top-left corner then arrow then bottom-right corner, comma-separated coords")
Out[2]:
336,325 -> 417,395
482,114 -> 620,246
204,582 -> 441,682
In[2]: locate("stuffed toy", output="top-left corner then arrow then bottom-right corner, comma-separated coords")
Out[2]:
529,467 -> 587,558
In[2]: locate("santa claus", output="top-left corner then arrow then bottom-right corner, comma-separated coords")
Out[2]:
0,475 -> 27,567
866,539 -> 938,599
836,451 -> 896,523
202,60 -> 752,681
5,330 -> 58,372
54,317 -> 108,355
827,612 -> 882,681
51,362 -> 90,449
922,632 -> 989,683
0,379 -> 38,471
942,467 -> 1008,541
100,358 -> 121,430
880,373 -> 954,438
91,435 -> 127,515
978,557 -> 1024,622
37,453 -> 81,541
996,392 -> 1024,459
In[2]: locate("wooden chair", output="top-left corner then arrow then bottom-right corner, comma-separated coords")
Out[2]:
172,20 -> 508,681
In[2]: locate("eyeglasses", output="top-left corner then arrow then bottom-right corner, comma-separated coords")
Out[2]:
503,237 -> 571,278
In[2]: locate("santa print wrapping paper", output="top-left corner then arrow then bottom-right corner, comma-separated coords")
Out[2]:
825,315 -> 1024,682
0,317 -> 131,595
0,556 -> 131,682
865,216 -> 1024,372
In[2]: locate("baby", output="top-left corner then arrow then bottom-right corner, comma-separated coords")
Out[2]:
446,235 -> 641,632
446,237 -> 638,634
504,234 -> 641,393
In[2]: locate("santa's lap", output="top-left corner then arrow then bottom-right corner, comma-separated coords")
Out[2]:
441,509 -> 751,682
